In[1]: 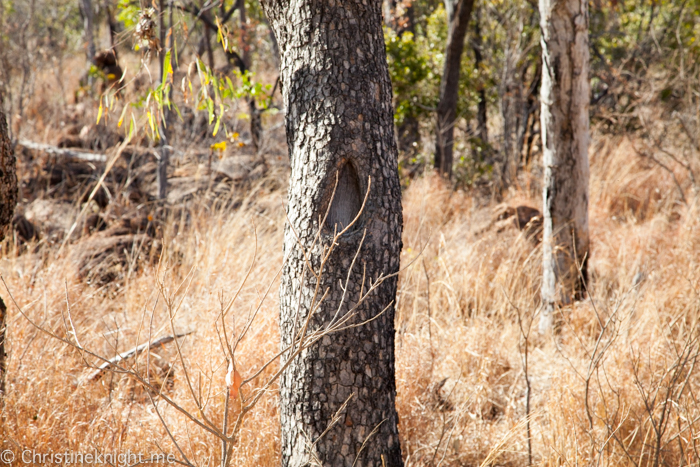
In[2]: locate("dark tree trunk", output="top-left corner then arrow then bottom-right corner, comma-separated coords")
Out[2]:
434,0 -> 476,178
0,105 -> 17,239
237,0 -> 251,72
1,104 -> 18,398
391,0 -> 418,156
224,49 -> 262,153
472,5 -> 488,145
204,23 -> 215,70
236,0 -> 262,153
262,1 -> 404,466
157,0 -> 170,200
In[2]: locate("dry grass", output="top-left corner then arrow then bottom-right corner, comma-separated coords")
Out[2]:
3,56 -> 700,467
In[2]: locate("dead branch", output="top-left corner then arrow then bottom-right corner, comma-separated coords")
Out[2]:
18,139 -> 108,162
85,331 -> 193,382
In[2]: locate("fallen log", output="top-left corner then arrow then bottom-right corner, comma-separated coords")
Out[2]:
18,140 -> 108,162
85,331 -> 193,382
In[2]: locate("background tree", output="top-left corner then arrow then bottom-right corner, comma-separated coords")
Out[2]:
0,101 -> 18,396
538,0 -> 590,332
80,0 -> 97,65
261,1 -> 404,465
434,0 -> 475,178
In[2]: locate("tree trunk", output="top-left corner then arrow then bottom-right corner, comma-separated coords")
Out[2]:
237,0 -> 251,71
434,0 -> 476,178
105,0 -> 118,50
1,104 -> 18,398
472,5 -> 488,145
539,0 -> 590,332
80,0 -> 96,63
157,0 -> 170,200
236,0 -> 262,153
0,105 -> 17,240
391,0 -> 418,157
262,1 -> 404,466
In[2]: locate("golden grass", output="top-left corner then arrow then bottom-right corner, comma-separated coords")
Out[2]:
4,66 -> 700,466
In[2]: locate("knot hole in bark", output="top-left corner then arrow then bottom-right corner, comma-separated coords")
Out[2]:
326,162 -> 362,233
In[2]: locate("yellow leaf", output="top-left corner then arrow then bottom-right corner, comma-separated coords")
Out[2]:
210,141 -> 227,151
96,102 -> 103,125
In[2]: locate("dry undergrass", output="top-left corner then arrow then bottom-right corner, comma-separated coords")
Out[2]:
2,130 -> 700,466
3,60 -> 700,467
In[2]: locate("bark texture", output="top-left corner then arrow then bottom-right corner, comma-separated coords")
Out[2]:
262,1 -> 404,465
0,107 -> 17,398
434,0 -> 475,178
0,106 -> 18,240
539,0 -> 590,331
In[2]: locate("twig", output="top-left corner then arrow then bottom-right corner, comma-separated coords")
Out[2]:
85,332 -> 194,382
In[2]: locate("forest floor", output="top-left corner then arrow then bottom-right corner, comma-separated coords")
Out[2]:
1,55 -> 699,467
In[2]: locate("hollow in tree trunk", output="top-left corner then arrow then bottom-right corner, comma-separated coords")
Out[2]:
262,1 -> 404,465
539,0 -> 590,332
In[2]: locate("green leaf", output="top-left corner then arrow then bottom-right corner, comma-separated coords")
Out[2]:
162,50 -> 172,88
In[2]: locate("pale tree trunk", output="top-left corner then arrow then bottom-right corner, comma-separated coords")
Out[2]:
262,1 -> 404,466
0,103 -> 18,396
539,0 -> 590,332
434,0 -> 475,178
81,0 -> 96,63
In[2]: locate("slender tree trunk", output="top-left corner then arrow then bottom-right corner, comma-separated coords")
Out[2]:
157,0 -> 170,200
105,0 -> 118,50
434,0 -> 476,178
539,0 -> 590,332
81,0 -> 96,63
1,103 -> 18,398
237,0 -> 251,70
262,1 -> 404,465
472,5 -> 488,145
0,103 -> 17,241
236,0 -> 261,152
499,41 -> 523,191
391,0 -> 418,156
204,23 -> 215,70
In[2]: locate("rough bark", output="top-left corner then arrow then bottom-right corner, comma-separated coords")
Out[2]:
434,0 -> 476,178
1,105 -> 18,399
0,106 -> 17,240
262,1 -> 404,465
539,0 -> 590,332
